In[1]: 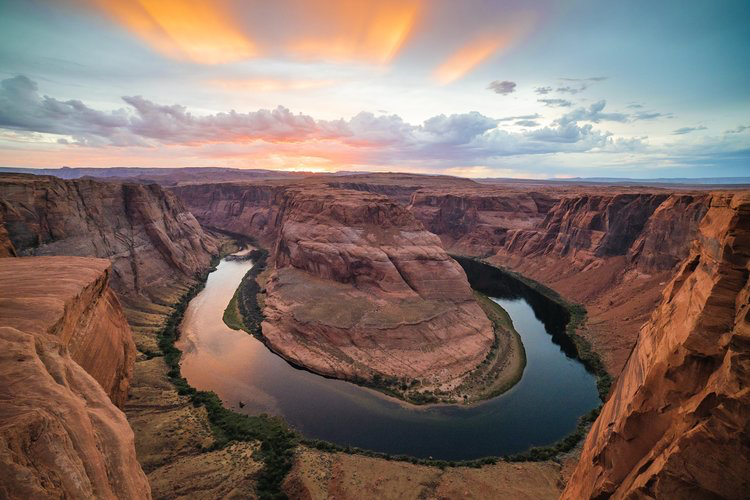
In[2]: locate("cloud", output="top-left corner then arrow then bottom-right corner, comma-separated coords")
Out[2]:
633,111 -> 673,121
560,76 -> 607,82
556,100 -> 628,126
0,75 -> 645,169
627,103 -> 644,109
488,80 -> 517,95
673,126 -> 707,135
534,86 -> 553,95
725,125 -> 748,134
556,84 -> 588,94
497,113 -> 541,122
538,98 -> 573,107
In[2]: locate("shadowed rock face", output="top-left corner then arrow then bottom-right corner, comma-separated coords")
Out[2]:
0,257 -> 150,499
263,188 -> 494,385
563,192 -> 750,499
410,187 -> 712,375
0,174 -> 218,311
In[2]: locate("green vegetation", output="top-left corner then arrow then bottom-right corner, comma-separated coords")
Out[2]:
157,253 -> 298,499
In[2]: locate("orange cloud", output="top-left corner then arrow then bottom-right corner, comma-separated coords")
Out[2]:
434,13 -> 536,84
434,36 -> 504,84
87,0 -> 421,64
288,0 -> 421,63
91,0 -> 257,63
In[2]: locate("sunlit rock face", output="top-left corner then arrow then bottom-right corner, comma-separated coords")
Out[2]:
174,180 -> 495,386
263,187 -> 494,386
563,192 -> 750,499
0,256 -> 150,499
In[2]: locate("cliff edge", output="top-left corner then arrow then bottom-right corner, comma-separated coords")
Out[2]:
0,256 -> 150,499
563,192 -> 750,498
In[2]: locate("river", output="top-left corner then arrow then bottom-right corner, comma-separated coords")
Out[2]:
177,254 -> 600,460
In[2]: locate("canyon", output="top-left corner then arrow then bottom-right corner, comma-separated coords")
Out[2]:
0,169 -> 748,498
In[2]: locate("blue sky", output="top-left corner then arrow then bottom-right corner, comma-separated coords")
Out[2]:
0,0 -> 748,178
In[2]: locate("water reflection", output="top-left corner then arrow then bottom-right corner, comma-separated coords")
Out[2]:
177,255 -> 600,460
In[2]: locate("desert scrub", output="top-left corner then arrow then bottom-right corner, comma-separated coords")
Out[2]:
157,253 -> 297,500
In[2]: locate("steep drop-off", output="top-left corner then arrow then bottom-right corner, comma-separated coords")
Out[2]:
0,256 -> 150,499
0,173 -> 219,348
563,192 -> 750,498
0,174 -> 218,301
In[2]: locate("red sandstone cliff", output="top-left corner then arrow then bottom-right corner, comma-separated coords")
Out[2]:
0,174 -> 218,315
262,187 -> 494,386
0,256 -> 150,499
174,181 -> 496,388
409,187 -> 711,374
563,192 -> 750,498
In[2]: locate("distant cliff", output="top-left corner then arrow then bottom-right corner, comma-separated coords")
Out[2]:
563,192 -> 750,498
0,174 -> 218,318
0,257 -> 150,499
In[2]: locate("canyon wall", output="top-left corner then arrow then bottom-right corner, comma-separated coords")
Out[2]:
0,256 -> 150,499
0,174 -> 218,317
263,187 -> 494,386
563,192 -> 750,498
175,181 -> 496,388
409,188 -> 711,374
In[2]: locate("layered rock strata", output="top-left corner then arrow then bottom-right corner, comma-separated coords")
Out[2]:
409,188 -> 711,374
563,192 -> 750,498
0,256 -> 150,499
263,188 -> 495,387
0,174 -> 218,308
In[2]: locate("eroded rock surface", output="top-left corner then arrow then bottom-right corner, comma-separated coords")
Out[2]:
563,192 -> 750,499
410,186 -> 712,374
263,188 -> 494,387
0,256 -> 150,499
0,174 -> 218,319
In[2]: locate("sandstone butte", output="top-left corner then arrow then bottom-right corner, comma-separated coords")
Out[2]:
0,256 -> 151,499
1,169 -> 749,498
263,187 -> 495,387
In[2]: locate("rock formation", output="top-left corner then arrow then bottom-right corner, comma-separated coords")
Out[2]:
0,174 -> 218,316
563,192 -> 750,498
0,256 -> 150,499
262,187 -> 494,386
175,180 -> 497,388
409,187 -> 711,374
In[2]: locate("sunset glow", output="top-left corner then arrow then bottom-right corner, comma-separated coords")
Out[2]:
0,0 -> 748,177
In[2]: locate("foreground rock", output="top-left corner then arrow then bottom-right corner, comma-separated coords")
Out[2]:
283,447 -> 562,499
0,256 -> 150,499
563,192 -> 750,498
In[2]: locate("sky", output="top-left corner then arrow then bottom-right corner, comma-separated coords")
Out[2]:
0,0 -> 748,178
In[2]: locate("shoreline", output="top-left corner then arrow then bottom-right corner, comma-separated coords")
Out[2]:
160,244 -> 606,473
222,249 -> 527,408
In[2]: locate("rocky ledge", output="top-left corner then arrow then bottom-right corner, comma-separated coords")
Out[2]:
0,256 -> 150,499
